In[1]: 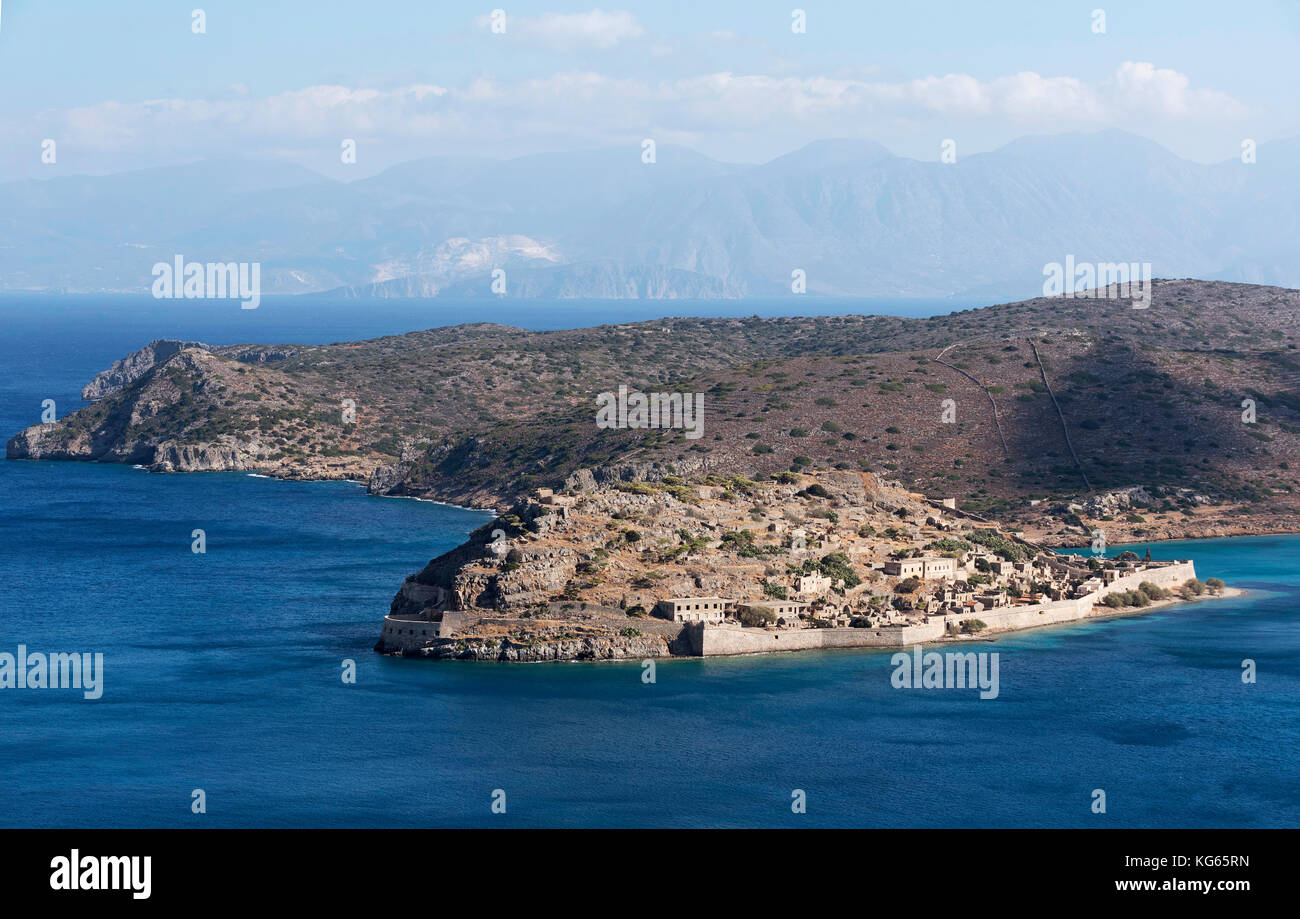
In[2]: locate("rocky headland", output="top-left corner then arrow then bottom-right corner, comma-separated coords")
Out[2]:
8,281 -> 1300,547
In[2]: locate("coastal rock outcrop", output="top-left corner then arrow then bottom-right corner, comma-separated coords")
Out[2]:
564,453 -> 724,494
401,632 -> 673,662
81,339 -> 211,401
151,441 -> 262,473
82,339 -> 302,402
7,346 -> 316,478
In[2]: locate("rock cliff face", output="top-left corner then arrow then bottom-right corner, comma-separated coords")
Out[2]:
8,342 -> 372,480
563,453 -> 725,494
151,442 -> 262,473
10,348 -> 264,468
390,502 -> 577,616
396,632 -> 674,662
81,340 -> 302,402
81,340 -> 210,401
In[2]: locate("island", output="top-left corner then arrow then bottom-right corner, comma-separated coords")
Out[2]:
377,470 -> 1228,661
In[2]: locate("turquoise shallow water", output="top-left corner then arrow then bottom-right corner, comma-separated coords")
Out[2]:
1,300 -> 1297,827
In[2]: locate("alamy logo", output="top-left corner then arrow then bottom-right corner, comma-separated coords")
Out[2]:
50,850 -> 151,899
891,645 -> 1000,699
1042,256 -> 1151,309
0,645 -> 103,699
152,255 -> 261,309
595,385 -> 704,440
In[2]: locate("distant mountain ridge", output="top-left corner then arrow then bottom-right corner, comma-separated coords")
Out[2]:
3,131 -> 1298,299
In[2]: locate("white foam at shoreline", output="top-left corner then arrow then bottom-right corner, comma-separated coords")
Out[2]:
374,492 -> 492,514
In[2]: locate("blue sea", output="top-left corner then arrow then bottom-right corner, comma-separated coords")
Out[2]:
1,297 -> 1298,827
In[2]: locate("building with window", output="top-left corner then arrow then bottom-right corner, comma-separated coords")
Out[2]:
655,597 -> 734,622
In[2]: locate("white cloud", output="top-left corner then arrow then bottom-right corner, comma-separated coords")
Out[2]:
479,9 -> 645,51
660,64 -> 1245,126
14,62 -> 1245,171
1111,61 -> 1244,119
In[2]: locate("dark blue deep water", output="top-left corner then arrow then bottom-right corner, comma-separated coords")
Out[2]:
1,298 -> 1297,827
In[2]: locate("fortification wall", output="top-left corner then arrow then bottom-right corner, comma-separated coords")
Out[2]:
378,615 -> 441,652
941,597 -> 1090,633
694,561 -> 1198,656
692,621 -> 944,656
1099,561 -> 1197,597
939,561 -> 1197,635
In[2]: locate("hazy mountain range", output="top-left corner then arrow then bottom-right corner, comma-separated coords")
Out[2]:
3,130 -> 1298,300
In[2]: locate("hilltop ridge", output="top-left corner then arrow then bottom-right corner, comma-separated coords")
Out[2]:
8,280 -> 1300,544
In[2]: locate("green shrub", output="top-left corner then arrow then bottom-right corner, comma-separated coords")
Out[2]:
966,529 -> 1029,562
814,552 -> 860,588
737,606 -> 777,627
721,530 -> 766,558
1138,581 -> 1171,601
926,537 -> 971,557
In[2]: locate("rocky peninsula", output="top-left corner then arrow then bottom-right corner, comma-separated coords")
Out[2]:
9,280 -> 1300,544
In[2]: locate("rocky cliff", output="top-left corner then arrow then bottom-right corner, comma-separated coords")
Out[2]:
81,339 -> 303,402
81,340 -> 211,401
8,344 -> 371,480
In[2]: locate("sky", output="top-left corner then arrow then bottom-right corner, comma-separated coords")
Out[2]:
0,0 -> 1297,181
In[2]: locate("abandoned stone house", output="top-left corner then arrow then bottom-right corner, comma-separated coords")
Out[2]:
883,556 -> 958,580
794,573 -> 832,596
883,558 -> 924,577
767,600 -> 810,619
534,487 -> 575,518
940,585 -> 975,606
975,591 -> 1011,610
655,597 -> 734,623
